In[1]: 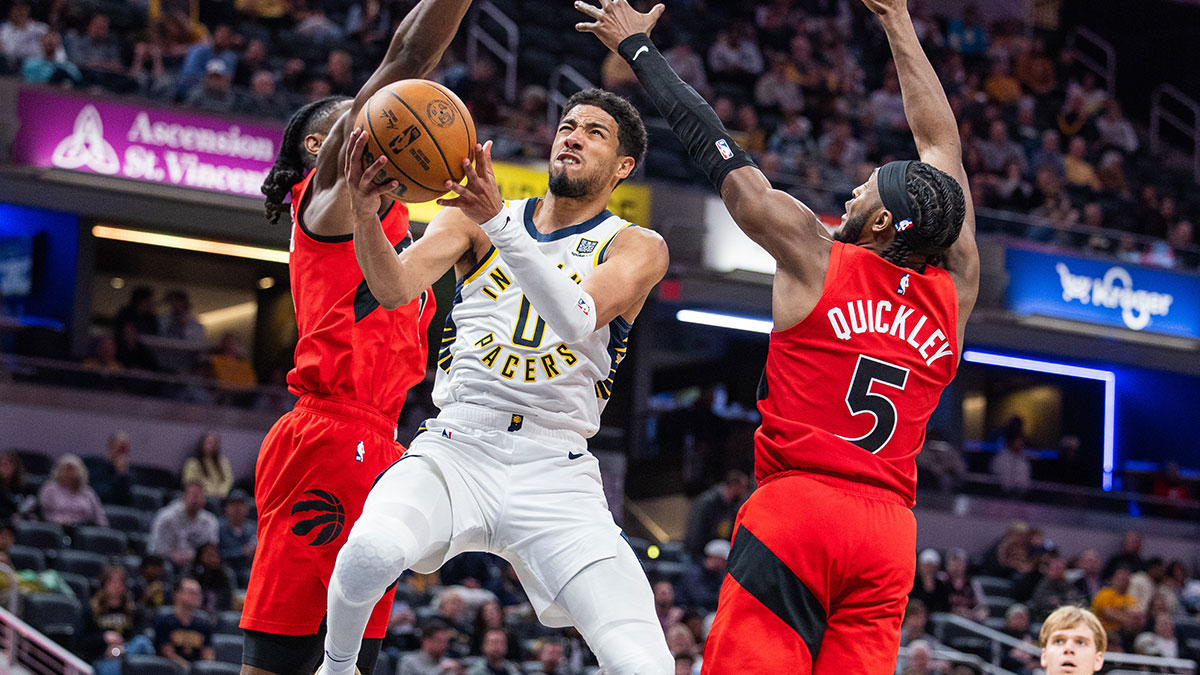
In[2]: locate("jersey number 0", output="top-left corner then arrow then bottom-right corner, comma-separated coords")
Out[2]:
838,354 -> 910,454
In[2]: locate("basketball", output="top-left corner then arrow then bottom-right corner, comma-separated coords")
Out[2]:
354,79 -> 476,203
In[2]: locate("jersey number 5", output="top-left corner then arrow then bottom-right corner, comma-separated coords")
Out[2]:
839,354 -> 910,454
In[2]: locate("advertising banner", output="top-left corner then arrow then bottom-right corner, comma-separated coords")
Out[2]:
1006,247 -> 1200,339
12,87 -> 282,199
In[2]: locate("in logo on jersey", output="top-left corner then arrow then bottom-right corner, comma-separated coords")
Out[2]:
290,489 -> 346,546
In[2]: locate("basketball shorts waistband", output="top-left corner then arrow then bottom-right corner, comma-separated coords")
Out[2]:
436,403 -> 583,444
294,394 -> 397,439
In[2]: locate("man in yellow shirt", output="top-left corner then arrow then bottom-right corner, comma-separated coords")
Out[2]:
1091,566 -> 1136,633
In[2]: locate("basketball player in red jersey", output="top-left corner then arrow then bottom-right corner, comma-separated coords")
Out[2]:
240,1 -> 471,673
578,0 -> 976,672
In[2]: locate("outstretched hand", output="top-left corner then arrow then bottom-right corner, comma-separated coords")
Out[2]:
436,140 -> 504,225
860,0 -> 908,17
344,128 -> 398,222
574,0 -> 665,53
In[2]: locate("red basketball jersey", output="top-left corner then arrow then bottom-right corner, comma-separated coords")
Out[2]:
755,242 -> 960,505
285,171 -> 435,421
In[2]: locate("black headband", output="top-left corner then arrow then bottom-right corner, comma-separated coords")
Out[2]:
877,160 -> 914,232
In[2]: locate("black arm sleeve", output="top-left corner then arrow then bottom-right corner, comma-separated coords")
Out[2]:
618,33 -> 756,190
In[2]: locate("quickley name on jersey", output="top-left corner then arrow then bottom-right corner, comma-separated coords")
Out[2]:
432,198 -> 636,437
825,299 -> 955,367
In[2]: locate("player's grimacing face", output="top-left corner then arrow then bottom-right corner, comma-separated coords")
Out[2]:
548,104 -> 624,198
834,169 -> 880,244
1040,626 -> 1103,675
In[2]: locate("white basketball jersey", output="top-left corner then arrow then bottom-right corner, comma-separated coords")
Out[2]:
432,198 -> 635,437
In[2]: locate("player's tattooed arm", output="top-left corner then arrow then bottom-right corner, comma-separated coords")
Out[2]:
865,0 -> 978,330
344,129 -> 475,310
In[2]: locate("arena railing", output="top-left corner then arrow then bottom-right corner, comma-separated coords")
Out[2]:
546,65 -> 596,130
896,643 -> 1017,675
0,605 -> 92,675
932,612 -> 1197,674
1065,26 -> 1118,95
467,0 -> 520,103
1150,84 -> 1200,184
949,471 -> 1200,522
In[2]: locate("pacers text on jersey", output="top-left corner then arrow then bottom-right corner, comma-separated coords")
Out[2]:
826,300 -> 954,366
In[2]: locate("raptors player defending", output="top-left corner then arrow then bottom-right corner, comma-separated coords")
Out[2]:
318,88 -> 672,675
241,1 -> 471,673
578,0 -> 977,672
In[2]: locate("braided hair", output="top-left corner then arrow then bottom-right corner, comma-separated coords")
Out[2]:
261,95 -> 352,224
879,161 -> 966,269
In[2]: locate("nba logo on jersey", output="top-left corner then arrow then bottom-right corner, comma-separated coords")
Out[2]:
354,440 -> 364,462
897,274 -> 910,295
715,139 -> 734,160
577,297 -> 591,316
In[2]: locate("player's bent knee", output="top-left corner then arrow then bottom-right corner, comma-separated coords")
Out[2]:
601,650 -> 673,675
332,527 -> 415,604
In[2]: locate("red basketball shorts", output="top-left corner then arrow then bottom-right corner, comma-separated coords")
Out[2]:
241,394 -> 405,638
701,472 -> 916,675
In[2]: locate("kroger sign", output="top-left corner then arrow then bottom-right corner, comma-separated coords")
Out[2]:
1006,247 -> 1200,339
11,87 -> 282,199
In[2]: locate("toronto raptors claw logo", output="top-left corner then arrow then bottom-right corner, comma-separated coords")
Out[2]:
52,105 -> 119,175
290,488 -> 346,546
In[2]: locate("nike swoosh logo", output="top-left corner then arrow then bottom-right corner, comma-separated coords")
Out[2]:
632,46 -> 648,61
568,451 -> 585,460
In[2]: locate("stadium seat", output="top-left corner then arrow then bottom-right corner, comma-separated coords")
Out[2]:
212,633 -> 243,664
974,575 -> 1015,599
190,662 -> 242,675
985,596 -> 1014,618
128,531 -> 150,556
14,521 -> 66,549
132,465 -> 179,491
73,525 -> 129,556
11,449 -> 53,476
105,505 -> 149,533
122,654 -> 185,675
57,570 -> 92,602
21,592 -> 81,649
217,610 -> 243,635
53,549 -> 109,579
938,620 -> 996,660
8,544 -> 46,572
132,485 -> 165,511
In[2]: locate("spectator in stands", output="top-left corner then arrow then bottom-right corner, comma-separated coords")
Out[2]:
115,285 -> 158,335
899,598 -> 937,647
155,577 -> 215,667
899,639 -> 948,675
133,554 -> 169,618
217,488 -> 255,574
65,15 -> 125,84
0,521 -> 13,569
82,565 -> 155,669
20,30 -> 80,85
1134,611 -> 1178,658
291,1 -> 344,41
600,49 -> 639,99
175,23 -> 239,98
1070,549 -> 1104,601
156,289 -> 205,373
434,588 -> 473,658
91,431 -> 134,507
1161,561 -> 1188,616
1057,88 -> 1093,139
946,3 -> 988,60
991,425 -> 1032,496
1063,136 -> 1101,192
1093,566 -> 1137,633
1168,220 -> 1198,269
1104,531 -> 1147,579
116,321 -> 161,373
663,40 -> 711,101
1014,37 -> 1055,96
1030,552 -> 1090,622
38,454 -> 107,527
190,542 -> 234,613
83,335 -> 124,376
984,58 -> 1022,106
1129,557 -> 1167,613
241,69 -> 288,119
816,117 -> 866,189
182,430 -> 233,498
235,0 -> 287,23
911,548 -> 951,614
0,451 -> 30,521
129,40 -> 170,97
383,600 -> 420,657
467,628 -> 520,675
673,654 -> 694,675
0,2 -> 49,67
706,24 -> 764,85
469,599 -> 506,657
233,37 -> 267,88
488,562 -> 530,614
399,618 -> 460,675
677,538 -> 727,613
210,332 -> 258,400
1030,130 -> 1066,179
980,120 -> 1027,176
654,580 -> 684,633
999,603 -> 1039,672
148,479 -> 219,566
526,637 -> 570,675
944,548 -> 987,622
186,58 -> 237,113
755,53 -> 805,117
683,470 -> 750,558
665,623 -> 697,658
323,49 -> 356,97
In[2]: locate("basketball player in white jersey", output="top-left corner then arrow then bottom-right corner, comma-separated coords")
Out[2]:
318,88 -> 672,675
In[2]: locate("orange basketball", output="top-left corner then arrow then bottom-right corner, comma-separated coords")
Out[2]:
354,79 -> 476,203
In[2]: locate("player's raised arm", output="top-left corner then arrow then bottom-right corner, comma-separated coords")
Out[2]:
866,0 -> 978,318
345,129 -> 475,310
574,0 -> 829,287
